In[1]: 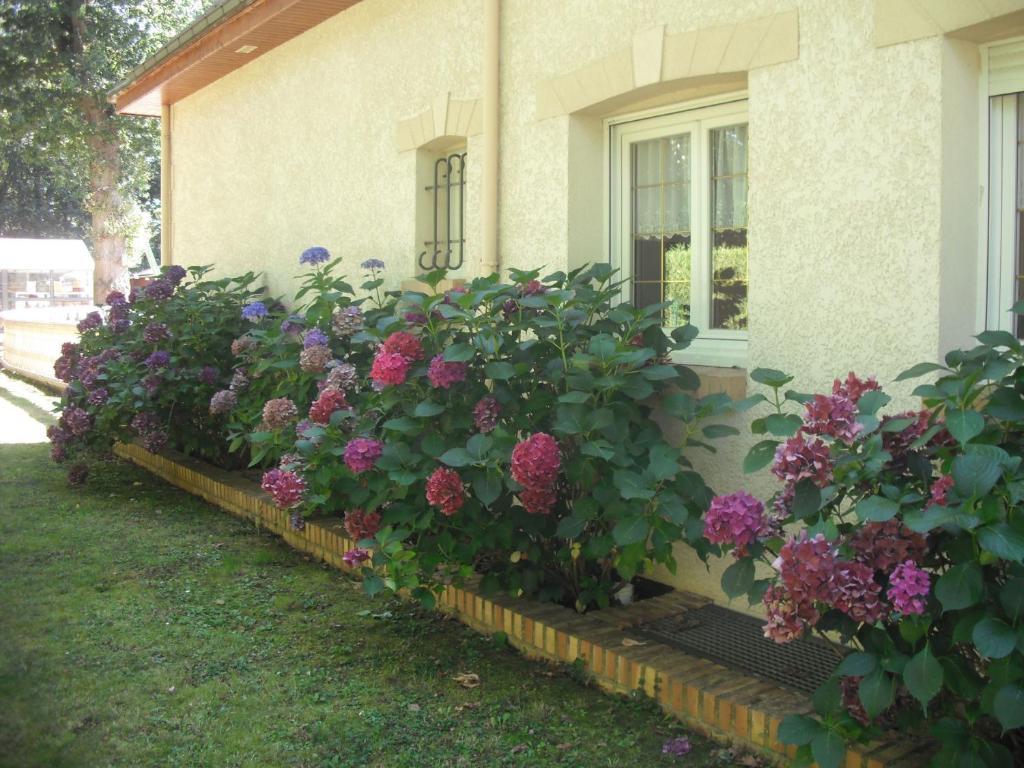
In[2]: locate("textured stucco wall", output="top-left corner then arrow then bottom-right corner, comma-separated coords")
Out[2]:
171,0 -> 482,299
169,0 -> 986,609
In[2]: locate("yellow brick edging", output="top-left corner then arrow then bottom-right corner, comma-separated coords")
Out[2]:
112,441 -> 928,768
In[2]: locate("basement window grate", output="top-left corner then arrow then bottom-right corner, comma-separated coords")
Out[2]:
635,604 -> 844,695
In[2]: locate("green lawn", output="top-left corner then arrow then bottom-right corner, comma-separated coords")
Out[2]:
0,434 -> 749,767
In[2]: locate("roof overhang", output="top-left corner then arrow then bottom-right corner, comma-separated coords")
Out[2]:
110,0 -> 360,117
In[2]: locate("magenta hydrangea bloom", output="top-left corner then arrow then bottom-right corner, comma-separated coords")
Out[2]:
343,548 -> 371,567
261,468 -> 306,509
344,437 -> 383,473
772,434 -> 832,488
802,393 -> 863,444
703,491 -> 771,556
832,372 -> 881,404
427,354 -> 467,389
887,560 -> 930,615
370,350 -> 410,387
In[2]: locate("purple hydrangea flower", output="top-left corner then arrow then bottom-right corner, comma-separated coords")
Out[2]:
145,280 -> 174,300
76,311 -> 103,333
164,265 -> 187,285
303,328 -> 329,349
344,438 -> 383,474
105,290 -> 127,307
143,322 -> 170,344
242,301 -> 268,322
361,258 -> 385,271
280,314 -> 305,334
300,246 -> 331,265
887,560 -> 930,616
145,350 -> 171,369
343,548 -> 371,567
199,366 -> 219,386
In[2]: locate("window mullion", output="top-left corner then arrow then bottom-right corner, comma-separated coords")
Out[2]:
690,121 -> 710,333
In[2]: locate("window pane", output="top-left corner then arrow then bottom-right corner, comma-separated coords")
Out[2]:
710,123 -> 748,330
630,132 -> 691,326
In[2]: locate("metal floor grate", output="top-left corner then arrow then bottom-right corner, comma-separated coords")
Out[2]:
636,605 -> 843,694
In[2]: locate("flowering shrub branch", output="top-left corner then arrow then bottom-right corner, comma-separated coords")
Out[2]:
706,344 -> 1024,767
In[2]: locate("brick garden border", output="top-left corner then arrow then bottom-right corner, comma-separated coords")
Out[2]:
113,441 -> 928,768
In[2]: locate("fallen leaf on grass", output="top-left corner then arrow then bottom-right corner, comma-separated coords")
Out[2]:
407,703 -> 421,712
452,672 -> 480,688
510,744 -> 528,755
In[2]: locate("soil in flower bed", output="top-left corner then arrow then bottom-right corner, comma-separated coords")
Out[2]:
0,440 -> 751,768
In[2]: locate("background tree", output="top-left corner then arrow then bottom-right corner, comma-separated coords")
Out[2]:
0,0 -> 209,301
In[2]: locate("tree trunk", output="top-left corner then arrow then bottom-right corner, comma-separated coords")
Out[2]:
87,123 -> 126,304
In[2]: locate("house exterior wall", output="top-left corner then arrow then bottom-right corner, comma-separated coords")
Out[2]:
167,0 -> 1000,609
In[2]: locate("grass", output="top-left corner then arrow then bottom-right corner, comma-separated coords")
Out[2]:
0,438 -> 750,768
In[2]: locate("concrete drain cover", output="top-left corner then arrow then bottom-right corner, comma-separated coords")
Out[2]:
636,605 -> 844,694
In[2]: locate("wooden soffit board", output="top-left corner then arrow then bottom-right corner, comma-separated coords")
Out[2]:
111,0 -> 361,117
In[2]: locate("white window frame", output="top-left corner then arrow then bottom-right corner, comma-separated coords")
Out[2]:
980,37 -> 1024,335
605,94 -> 749,368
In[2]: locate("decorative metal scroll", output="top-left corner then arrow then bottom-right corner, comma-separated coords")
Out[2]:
418,152 -> 466,271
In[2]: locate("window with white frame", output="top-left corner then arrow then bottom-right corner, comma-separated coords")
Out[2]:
609,98 -> 748,366
986,40 -> 1024,336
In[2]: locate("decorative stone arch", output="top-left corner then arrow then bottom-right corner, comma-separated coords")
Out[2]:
535,11 -> 799,120
396,92 -> 482,152
873,0 -> 1024,48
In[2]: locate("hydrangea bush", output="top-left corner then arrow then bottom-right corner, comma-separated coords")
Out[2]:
704,344 -> 1024,767
49,266 -> 263,481
256,263 -> 733,610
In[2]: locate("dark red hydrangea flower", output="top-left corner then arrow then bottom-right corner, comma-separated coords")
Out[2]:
762,584 -> 818,644
141,430 -> 168,453
403,311 -> 428,325
703,492 -> 771,556
61,406 -> 92,437
76,311 -> 103,333
87,388 -> 109,406
199,366 -> 219,386
51,443 -> 67,463
427,355 -> 467,389
831,561 -> 886,624
67,463 -> 89,486
131,411 -> 161,436
309,387 -> 349,424
840,677 -> 873,726
772,435 -> 832,488
777,532 -> 837,608
343,548 -> 371,567
343,508 -> 382,541
142,374 -> 161,396
511,433 -> 561,514
145,279 -> 174,300
261,468 -> 306,509
802,393 -> 863,444
473,396 -> 501,433
343,438 -> 383,473
370,350 -> 410,387
425,467 -> 465,516
832,372 -> 881,405
144,322 -> 170,343
849,519 -> 928,572
880,410 -> 930,456
929,474 -> 954,507
381,331 -> 424,362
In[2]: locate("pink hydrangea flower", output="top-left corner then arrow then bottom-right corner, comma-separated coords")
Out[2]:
381,331 -> 424,362
261,468 -> 306,509
831,561 -> 886,624
344,437 -> 383,473
881,410 -> 931,456
262,397 -> 298,429
772,435 -> 833,488
832,372 -> 881,404
703,492 -> 771,556
929,475 -> 954,507
308,387 -> 348,425
777,532 -> 838,607
762,584 -> 818,644
427,354 -> 467,389
425,467 -> 465,516
887,560 -> 930,615
344,508 -> 382,541
343,548 -> 371,567
370,351 -> 410,387
802,393 -> 863,444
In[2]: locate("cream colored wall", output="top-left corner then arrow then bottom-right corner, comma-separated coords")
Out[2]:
169,0 -> 990,610
171,0 -> 483,299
